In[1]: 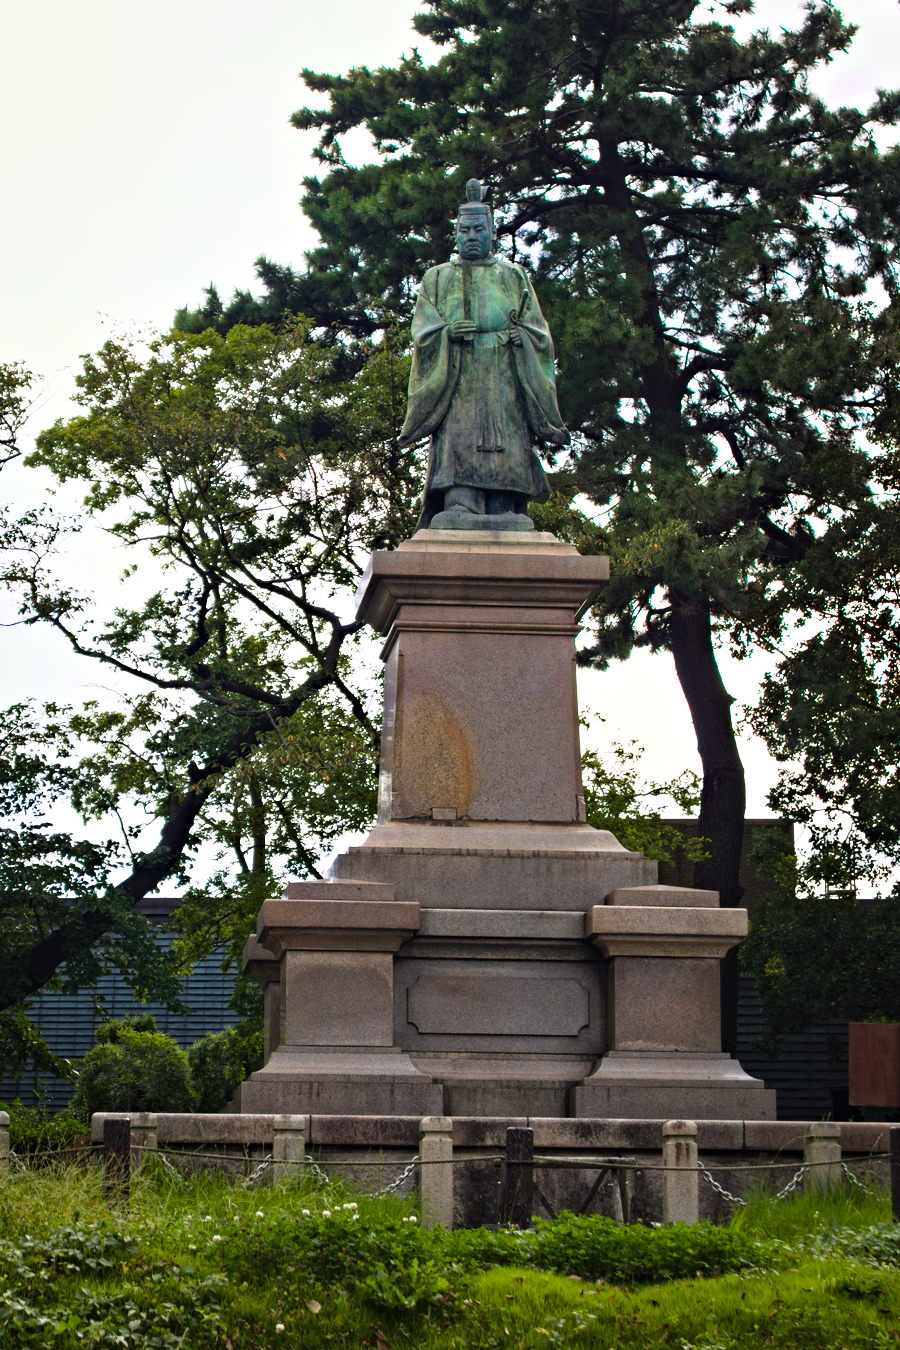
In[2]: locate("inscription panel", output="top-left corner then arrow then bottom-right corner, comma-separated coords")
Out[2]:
396,956 -> 605,1054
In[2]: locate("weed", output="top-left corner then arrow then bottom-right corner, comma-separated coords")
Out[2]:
0,1164 -> 897,1348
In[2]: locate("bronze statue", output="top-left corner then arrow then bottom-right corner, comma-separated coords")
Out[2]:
399,179 -> 569,531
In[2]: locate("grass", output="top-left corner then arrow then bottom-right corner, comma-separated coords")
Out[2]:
0,1157 -> 897,1348
728,1180 -> 890,1243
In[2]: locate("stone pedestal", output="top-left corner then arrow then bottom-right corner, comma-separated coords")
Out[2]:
574,896 -> 771,1118
242,529 -> 774,1120
239,882 -> 442,1114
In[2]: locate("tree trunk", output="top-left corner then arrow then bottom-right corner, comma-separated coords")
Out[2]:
603,142 -> 747,1048
669,594 -> 746,1052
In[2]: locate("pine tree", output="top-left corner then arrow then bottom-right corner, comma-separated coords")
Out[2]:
274,0 -> 900,936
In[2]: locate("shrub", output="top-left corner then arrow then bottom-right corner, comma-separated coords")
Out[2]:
0,1098 -> 86,1159
217,1205 -> 427,1289
0,1224 -> 226,1349
216,1206 -> 771,1300
94,1014 -> 159,1043
524,1214 -> 771,1283
820,1223 -> 900,1267
71,1026 -> 194,1120
187,1025 -> 262,1113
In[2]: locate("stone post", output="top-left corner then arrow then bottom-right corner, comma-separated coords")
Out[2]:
0,1111 -> 9,1172
803,1122 -> 841,1190
662,1120 -> 699,1224
103,1117 -> 131,1204
419,1116 -> 454,1228
272,1114 -> 309,1181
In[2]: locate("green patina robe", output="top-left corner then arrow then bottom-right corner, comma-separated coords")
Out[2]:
399,256 -> 568,521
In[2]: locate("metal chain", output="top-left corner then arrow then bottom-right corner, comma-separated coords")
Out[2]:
699,1164 -> 746,1207
300,1152 -> 418,1198
154,1150 -> 186,1182
774,1164 -> 807,1200
243,1154 -> 273,1185
304,1153 -> 330,1184
840,1160 -> 873,1193
376,1155 -> 419,1197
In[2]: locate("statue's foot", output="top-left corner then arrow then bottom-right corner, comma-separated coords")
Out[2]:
428,509 -> 535,532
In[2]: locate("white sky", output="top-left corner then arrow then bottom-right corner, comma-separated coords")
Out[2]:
1,0 -> 897,825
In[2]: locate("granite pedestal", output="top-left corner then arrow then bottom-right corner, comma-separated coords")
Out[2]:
240,530 -> 774,1119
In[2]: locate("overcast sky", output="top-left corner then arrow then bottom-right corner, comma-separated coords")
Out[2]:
1,0 -> 898,822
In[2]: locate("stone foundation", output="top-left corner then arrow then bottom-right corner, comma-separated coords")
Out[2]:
240,530 -> 774,1120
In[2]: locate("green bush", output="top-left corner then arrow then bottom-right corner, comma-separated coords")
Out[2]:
94,1014 -> 159,1043
71,1026 -> 194,1120
0,1098 -> 86,1159
215,1205 -> 771,1296
217,1204 -> 427,1289
820,1223 -> 900,1267
523,1213 -> 772,1283
438,1223 -> 534,1268
187,1025 -> 262,1113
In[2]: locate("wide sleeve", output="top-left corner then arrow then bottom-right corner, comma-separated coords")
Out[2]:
510,267 -> 570,446
399,268 -> 462,445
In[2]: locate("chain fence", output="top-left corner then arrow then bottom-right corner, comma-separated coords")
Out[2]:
2,1130 -> 892,1215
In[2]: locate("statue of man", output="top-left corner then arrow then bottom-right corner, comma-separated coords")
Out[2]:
399,178 -> 570,530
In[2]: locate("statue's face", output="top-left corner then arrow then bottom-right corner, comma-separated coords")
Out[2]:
456,216 -> 492,260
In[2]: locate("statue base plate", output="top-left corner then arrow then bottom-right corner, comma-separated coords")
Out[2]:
426,509 -> 534,532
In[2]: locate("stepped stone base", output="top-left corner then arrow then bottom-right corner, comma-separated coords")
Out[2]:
240,532 -> 776,1122
239,1049 -> 443,1116
574,1052 -> 775,1119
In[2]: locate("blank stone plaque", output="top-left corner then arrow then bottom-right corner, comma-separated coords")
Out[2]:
408,974 -> 589,1037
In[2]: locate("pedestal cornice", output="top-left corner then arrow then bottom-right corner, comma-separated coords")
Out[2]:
586,904 -> 748,958
356,536 -> 610,635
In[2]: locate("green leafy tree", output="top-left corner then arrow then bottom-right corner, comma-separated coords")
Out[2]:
0,700 -> 185,1065
201,0 -> 900,933
0,361 -> 30,467
0,320 -> 416,1030
747,421 -> 900,888
581,720 -> 708,866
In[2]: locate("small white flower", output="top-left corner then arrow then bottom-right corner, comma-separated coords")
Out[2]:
204,1215 -> 213,1222
212,1234 -> 223,1243
403,1215 -> 418,1224
301,1208 -> 311,1217
343,1202 -> 357,1211
275,1323 -> 285,1334
255,1210 -> 264,1219
321,1209 -> 332,1218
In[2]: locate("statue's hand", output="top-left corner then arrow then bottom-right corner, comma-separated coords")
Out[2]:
508,324 -> 524,347
447,319 -> 476,342
547,427 -> 571,446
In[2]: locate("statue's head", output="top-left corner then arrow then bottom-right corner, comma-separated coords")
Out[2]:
454,178 -> 494,260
